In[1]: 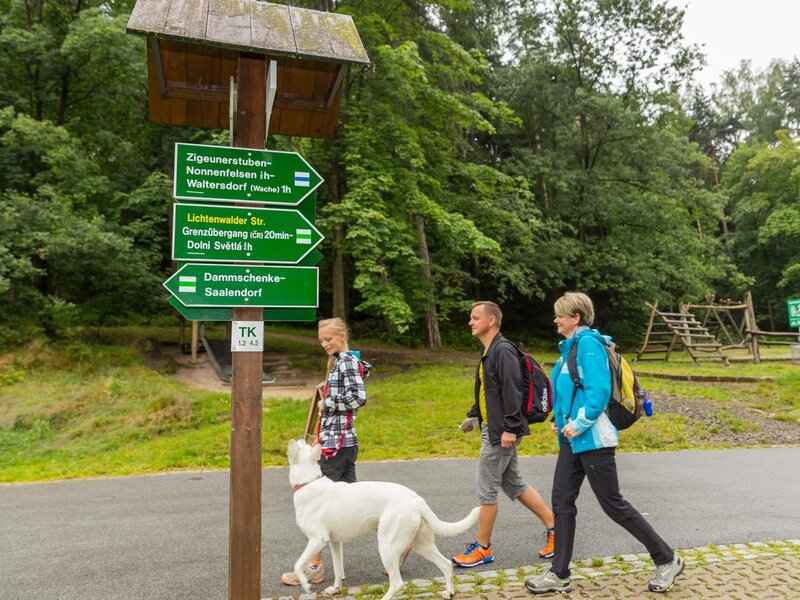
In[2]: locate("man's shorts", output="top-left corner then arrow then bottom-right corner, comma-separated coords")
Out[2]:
475,425 -> 528,504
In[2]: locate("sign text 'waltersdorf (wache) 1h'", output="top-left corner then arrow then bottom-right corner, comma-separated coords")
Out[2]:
172,203 -> 323,264
163,264 -> 319,308
173,143 -> 323,205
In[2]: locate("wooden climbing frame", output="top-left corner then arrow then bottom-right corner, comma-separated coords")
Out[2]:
635,301 -> 730,366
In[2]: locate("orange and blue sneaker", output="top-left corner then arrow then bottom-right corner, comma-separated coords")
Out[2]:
452,541 -> 494,567
538,527 -> 555,559
280,561 -> 325,586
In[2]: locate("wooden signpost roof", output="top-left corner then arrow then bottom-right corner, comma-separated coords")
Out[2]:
127,0 -> 369,65
126,0 -> 370,136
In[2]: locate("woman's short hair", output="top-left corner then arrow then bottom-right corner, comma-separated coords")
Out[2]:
472,301 -> 502,328
554,292 -> 595,327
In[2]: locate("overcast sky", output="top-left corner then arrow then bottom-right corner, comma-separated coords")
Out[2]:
669,0 -> 799,88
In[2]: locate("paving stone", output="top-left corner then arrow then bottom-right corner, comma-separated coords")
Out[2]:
263,540 -> 800,600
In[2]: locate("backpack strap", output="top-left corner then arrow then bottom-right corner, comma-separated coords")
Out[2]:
566,337 -> 582,418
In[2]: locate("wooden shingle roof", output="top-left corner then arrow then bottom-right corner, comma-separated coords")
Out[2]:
126,0 -> 370,137
127,0 -> 370,66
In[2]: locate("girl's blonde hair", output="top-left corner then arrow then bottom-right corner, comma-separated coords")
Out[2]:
319,317 -> 349,372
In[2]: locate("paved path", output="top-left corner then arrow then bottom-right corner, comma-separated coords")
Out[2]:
1,447 -> 798,599
321,540 -> 800,600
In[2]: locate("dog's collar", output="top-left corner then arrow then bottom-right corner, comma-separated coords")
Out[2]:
293,475 -> 323,491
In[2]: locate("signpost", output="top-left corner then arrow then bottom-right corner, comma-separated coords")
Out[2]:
172,203 -> 322,263
163,264 -> 319,308
173,142 -> 323,205
788,298 -> 800,328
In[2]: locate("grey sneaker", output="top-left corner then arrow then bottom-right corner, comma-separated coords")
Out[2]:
525,569 -> 571,594
648,552 -> 685,592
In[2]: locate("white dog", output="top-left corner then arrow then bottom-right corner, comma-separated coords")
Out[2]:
287,439 -> 480,600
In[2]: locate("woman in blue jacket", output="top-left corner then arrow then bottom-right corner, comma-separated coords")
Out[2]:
525,292 -> 684,595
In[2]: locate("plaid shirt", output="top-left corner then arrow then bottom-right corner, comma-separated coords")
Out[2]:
319,352 -> 371,452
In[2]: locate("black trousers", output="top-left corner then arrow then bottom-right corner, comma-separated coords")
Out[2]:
319,445 -> 358,483
551,442 -> 673,579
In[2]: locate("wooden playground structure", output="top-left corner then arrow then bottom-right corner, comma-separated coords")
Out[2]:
635,292 -> 800,365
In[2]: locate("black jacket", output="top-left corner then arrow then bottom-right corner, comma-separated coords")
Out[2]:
467,333 -> 530,445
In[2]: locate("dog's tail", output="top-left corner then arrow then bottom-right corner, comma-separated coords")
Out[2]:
420,505 -> 481,537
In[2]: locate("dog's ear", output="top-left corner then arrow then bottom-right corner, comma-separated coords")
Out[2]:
287,439 -> 298,464
310,442 -> 322,462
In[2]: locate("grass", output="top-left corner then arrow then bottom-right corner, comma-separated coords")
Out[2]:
0,330 -> 798,483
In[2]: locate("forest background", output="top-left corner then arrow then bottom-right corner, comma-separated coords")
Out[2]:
1,0 -> 798,349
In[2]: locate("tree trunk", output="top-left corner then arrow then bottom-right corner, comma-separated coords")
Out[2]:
331,224 -> 346,320
328,165 -> 346,320
57,66 -> 71,125
534,127 -> 550,210
712,166 -> 729,235
413,214 -> 441,350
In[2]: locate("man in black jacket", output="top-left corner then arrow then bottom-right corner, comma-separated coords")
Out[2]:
452,301 -> 556,567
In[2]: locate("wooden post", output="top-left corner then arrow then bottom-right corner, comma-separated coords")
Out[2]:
636,301 -> 658,362
745,290 -> 761,364
191,320 -> 199,364
228,52 -> 266,600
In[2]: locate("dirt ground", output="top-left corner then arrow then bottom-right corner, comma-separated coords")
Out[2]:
144,337 -> 319,400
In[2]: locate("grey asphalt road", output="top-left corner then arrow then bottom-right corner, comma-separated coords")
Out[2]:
1,447 -> 798,600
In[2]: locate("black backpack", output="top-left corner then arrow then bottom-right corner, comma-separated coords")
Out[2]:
503,341 -> 553,424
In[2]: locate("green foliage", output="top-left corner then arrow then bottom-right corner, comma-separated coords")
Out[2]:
0,0 -> 791,346
489,0 -> 739,336
723,132 -> 800,321
0,108 -> 170,333
324,26 -> 516,332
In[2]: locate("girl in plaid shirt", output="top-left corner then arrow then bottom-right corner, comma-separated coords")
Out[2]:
316,317 -> 371,479
280,317 -> 371,587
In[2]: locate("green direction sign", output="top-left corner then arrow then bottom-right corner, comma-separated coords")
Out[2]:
788,298 -> 800,328
167,297 -> 316,322
173,143 -> 323,205
172,203 -> 323,264
164,264 -> 318,308
168,296 -> 232,321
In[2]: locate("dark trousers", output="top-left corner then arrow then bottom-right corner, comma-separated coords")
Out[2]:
551,442 -> 673,579
319,445 -> 358,483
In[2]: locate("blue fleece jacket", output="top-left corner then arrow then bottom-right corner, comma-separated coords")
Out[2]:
550,327 -> 618,454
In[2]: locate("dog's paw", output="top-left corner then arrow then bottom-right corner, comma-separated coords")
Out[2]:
439,591 -> 453,600
323,585 -> 341,596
